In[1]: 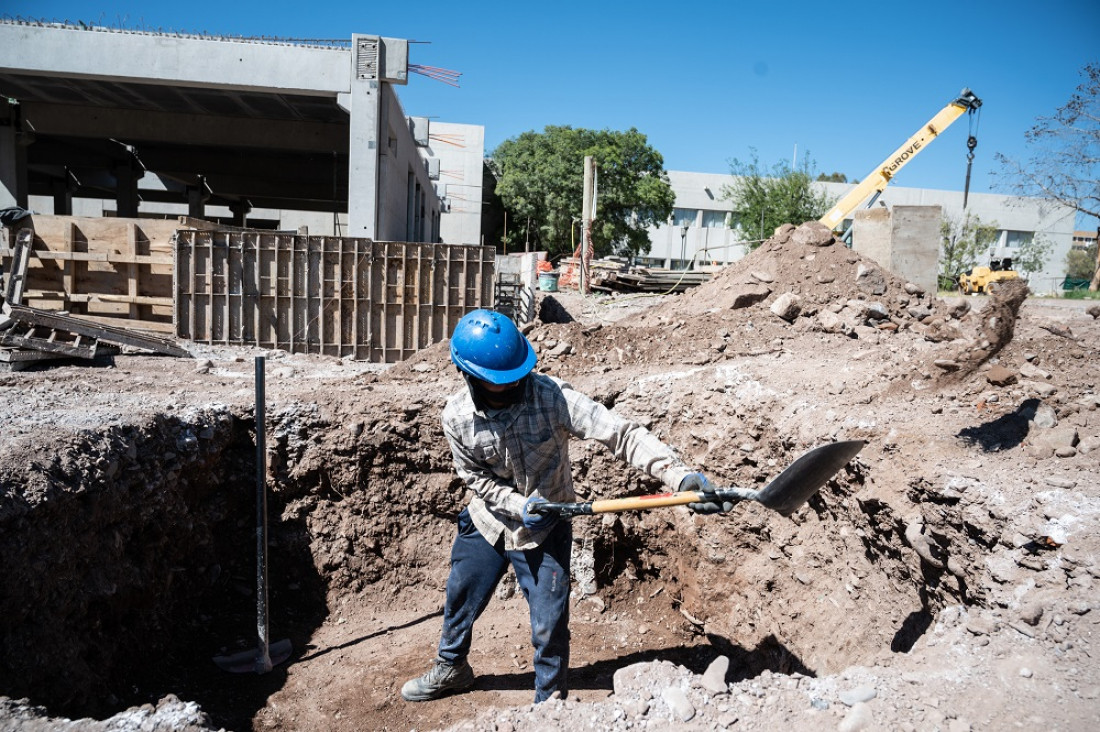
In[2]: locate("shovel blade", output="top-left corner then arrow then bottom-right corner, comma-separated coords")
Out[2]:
752,440 -> 864,516
213,637 -> 293,674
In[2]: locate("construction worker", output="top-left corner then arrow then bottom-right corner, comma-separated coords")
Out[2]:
400,308 -> 725,704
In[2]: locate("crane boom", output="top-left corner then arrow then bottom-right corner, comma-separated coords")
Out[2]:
820,88 -> 982,231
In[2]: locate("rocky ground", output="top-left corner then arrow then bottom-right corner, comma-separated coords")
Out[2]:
1,221 -> 1098,731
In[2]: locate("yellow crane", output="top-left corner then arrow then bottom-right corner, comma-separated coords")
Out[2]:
820,88 -> 982,235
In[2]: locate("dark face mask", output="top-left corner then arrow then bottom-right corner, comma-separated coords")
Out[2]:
464,372 -> 529,410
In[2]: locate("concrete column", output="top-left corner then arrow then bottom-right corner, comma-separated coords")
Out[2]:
114,160 -> 140,218
230,199 -> 251,227
0,100 -> 28,208
340,34 -> 383,240
187,176 -> 208,219
51,174 -> 72,215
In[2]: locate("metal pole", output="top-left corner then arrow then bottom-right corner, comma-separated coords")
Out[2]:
254,356 -> 273,673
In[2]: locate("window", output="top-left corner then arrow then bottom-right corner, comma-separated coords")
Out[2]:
701,210 -> 729,228
672,208 -> 697,227
1004,230 -> 1033,249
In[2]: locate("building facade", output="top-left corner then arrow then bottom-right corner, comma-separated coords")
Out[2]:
643,171 -> 1078,293
0,21 -> 481,246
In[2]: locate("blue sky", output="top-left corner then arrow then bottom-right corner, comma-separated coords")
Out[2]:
6,0 -> 1098,225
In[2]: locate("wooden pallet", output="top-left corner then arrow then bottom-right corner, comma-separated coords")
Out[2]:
1,303 -> 189,358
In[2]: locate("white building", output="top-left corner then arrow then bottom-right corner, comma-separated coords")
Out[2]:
643,170 -> 1077,293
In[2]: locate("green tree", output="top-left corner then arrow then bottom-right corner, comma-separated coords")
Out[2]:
489,126 -> 674,260
1013,233 -> 1053,279
816,172 -> 850,183
940,212 -> 999,290
721,150 -> 835,249
1066,242 -> 1099,280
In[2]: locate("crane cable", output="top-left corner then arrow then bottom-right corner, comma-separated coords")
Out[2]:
963,105 -> 981,208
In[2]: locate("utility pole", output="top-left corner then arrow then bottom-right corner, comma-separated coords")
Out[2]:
581,156 -> 594,294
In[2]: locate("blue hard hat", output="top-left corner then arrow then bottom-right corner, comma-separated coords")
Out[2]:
450,309 -> 537,384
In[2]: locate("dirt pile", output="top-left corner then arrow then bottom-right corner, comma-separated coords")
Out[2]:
1,222 -> 1098,731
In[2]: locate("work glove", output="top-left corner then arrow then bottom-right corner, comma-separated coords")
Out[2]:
680,472 -> 733,514
522,495 -> 557,531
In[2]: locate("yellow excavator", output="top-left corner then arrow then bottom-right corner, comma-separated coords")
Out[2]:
957,258 -> 1020,295
820,88 -> 982,237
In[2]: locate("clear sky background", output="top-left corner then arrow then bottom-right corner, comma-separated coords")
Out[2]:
5,1 -> 1098,226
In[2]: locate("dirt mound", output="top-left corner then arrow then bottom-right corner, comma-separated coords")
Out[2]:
1,226 -> 1099,732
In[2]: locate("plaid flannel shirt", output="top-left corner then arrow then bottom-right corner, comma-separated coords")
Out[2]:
441,373 -> 692,551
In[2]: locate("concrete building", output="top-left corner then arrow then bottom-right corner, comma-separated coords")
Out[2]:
644,171 -> 1078,294
0,21 -> 482,245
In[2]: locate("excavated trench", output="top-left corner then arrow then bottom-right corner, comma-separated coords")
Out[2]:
0,398 -> 993,728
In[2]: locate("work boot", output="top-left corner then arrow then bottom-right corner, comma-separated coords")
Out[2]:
400,658 -> 475,701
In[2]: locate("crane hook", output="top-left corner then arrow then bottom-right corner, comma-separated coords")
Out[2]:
963,135 -> 978,208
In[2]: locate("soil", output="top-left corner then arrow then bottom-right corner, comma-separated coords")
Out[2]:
2,221 -> 1098,732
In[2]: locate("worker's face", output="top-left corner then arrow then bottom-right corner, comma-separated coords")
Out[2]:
468,375 -> 528,408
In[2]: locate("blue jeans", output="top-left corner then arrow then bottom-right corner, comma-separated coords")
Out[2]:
437,508 -> 571,703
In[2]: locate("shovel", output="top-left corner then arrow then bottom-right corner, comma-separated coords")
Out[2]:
213,356 -> 292,673
530,440 -> 865,518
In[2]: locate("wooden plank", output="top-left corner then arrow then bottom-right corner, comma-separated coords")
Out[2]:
5,304 -> 190,357
62,221 -> 76,310
56,293 -> 174,306
4,228 -> 32,305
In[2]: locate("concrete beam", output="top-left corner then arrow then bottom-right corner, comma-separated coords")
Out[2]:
0,24 -> 350,96
19,101 -> 349,152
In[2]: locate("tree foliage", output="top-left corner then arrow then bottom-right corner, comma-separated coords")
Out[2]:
1013,233 -> 1054,277
1066,242 -> 1099,280
993,63 -> 1100,223
489,126 -> 674,260
939,212 -> 999,290
816,172 -> 850,183
721,150 -> 835,249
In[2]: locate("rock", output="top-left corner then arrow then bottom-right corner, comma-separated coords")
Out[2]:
855,264 -> 888,295
904,282 -> 926,296
773,223 -> 796,243
946,298 -> 972,319
750,270 -> 775,283
818,310 -> 850,334
1030,426 -> 1079,455
1020,362 -> 1052,380
965,616 -> 997,635
548,342 -> 573,357
905,522 -> 945,569
728,284 -> 773,309
661,686 -> 695,722
1086,304 -> 1100,319
770,293 -> 803,322
790,221 -> 834,247
700,656 -> 729,694
1019,602 -> 1044,626
907,305 -> 934,321
1079,436 -> 1100,455
838,702 -> 875,731
839,685 -> 878,706
986,365 -> 1017,385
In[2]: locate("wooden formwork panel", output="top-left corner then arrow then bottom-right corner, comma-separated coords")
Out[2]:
0,215 -> 202,332
174,231 -> 494,362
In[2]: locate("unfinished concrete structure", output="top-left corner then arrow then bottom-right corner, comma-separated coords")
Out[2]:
0,21 -> 475,244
